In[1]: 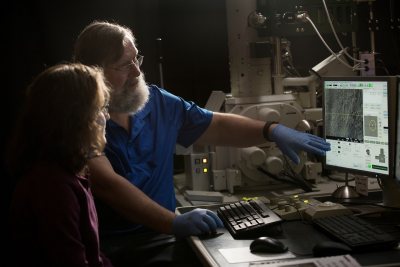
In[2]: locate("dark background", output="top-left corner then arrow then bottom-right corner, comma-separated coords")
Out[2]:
1,0 -> 399,252
3,1 -> 399,181
5,0 -> 399,113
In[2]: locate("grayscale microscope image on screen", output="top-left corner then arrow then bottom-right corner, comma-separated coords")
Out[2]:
324,88 -> 364,142
323,78 -> 390,177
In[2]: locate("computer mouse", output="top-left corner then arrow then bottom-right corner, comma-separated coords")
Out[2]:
250,236 -> 288,253
312,241 -> 352,257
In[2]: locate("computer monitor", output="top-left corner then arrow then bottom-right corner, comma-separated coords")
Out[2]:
323,76 -> 400,207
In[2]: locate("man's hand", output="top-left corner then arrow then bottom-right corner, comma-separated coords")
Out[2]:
172,208 -> 224,238
270,124 -> 331,164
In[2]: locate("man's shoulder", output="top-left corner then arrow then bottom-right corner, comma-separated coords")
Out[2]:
148,84 -> 173,96
147,84 -> 181,103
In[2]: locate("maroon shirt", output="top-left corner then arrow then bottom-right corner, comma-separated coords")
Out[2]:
10,163 -> 112,267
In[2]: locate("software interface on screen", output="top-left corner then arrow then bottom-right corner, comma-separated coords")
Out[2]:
324,79 -> 390,177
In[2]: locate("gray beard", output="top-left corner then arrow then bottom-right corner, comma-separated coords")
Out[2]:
108,74 -> 149,114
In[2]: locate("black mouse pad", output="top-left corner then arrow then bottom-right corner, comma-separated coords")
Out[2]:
280,220 -> 332,256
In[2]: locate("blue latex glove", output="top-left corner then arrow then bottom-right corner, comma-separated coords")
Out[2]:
270,124 -> 331,164
172,208 -> 224,238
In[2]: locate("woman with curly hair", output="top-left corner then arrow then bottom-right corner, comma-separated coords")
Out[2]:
8,63 -> 113,267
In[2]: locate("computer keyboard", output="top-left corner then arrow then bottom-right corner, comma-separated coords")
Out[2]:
312,214 -> 399,252
216,199 -> 282,239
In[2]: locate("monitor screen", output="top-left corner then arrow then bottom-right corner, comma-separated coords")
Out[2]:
323,76 -> 398,179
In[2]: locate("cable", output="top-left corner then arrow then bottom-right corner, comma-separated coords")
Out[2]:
281,171 -> 314,193
257,166 -> 297,185
321,0 -> 365,63
377,177 -> 384,190
280,158 -> 315,193
375,59 -> 390,75
257,166 -> 313,192
305,16 -> 365,71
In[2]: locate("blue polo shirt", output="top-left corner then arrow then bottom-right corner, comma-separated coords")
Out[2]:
97,85 -> 213,235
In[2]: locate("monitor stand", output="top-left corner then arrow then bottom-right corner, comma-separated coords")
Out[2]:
331,172 -> 360,199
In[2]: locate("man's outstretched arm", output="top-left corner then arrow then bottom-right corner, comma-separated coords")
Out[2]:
195,112 -> 330,164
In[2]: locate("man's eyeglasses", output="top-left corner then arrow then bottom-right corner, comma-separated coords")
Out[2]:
108,54 -> 144,72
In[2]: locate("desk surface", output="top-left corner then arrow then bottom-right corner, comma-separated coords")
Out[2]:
177,204 -> 400,267
174,174 -> 400,266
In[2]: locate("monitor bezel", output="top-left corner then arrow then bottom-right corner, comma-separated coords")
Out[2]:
396,75 -> 400,182
322,76 -> 398,180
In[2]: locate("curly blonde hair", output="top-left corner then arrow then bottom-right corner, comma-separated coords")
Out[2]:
9,63 -> 110,176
